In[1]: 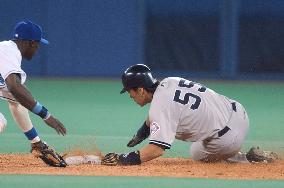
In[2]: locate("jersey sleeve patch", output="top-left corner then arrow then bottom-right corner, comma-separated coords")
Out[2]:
150,122 -> 160,136
149,140 -> 171,149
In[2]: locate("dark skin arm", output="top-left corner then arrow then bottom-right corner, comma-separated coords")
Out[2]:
6,74 -> 35,109
5,73 -> 66,135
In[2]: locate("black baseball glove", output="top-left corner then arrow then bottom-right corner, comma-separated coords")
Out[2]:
31,141 -> 67,167
127,121 -> 150,147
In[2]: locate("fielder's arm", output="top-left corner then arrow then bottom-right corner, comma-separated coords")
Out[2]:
5,73 -> 66,135
5,74 -> 35,109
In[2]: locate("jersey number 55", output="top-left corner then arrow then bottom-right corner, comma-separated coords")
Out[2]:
173,79 -> 206,110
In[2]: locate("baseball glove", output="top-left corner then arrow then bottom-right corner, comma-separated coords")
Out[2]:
31,141 -> 67,167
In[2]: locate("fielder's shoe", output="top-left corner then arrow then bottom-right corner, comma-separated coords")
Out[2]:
31,141 -> 67,167
246,146 -> 279,163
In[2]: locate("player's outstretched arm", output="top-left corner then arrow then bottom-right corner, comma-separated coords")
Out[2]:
101,144 -> 165,166
5,73 -> 66,135
139,144 -> 165,162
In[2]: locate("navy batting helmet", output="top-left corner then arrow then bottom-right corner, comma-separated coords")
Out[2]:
120,64 -> 158,94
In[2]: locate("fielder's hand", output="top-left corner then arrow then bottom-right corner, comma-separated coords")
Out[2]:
44,115 -> 66,136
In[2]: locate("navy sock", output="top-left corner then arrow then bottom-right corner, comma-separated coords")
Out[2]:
24,127 -> 38,140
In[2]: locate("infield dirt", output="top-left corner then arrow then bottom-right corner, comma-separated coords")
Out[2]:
0,153 -> 283,179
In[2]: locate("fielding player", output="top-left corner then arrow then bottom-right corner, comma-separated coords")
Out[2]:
0,20 -> 67,167
102,64 -> 278,165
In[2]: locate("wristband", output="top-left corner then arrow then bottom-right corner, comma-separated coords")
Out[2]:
32,101 -> 50,119
119,151 -> 141,165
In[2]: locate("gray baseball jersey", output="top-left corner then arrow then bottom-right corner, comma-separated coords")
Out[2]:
148,77 -> 249,156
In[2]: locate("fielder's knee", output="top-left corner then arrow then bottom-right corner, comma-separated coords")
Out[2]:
0,112 -> 7,132
8,101 -> 19,110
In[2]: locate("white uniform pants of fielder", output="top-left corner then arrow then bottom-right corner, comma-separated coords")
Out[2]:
0,112 -> 7,133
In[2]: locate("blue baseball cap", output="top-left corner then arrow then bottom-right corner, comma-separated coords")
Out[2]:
12,20 -> 49,45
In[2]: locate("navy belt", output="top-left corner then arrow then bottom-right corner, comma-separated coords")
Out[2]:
231,102 -> 237,112
218,126 -> 230,137
218,102 -> 237,137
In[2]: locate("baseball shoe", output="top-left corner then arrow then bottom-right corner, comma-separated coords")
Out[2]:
31,141 -> 67,167
246,146 -> 279,163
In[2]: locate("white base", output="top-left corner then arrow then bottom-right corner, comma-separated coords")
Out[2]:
65,155 -> 101,165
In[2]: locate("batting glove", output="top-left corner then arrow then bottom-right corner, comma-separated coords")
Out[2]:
127,121 -> 150,147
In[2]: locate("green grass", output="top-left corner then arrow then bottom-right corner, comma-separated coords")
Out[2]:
0,79 -> 283,187
0,175 -> 283,188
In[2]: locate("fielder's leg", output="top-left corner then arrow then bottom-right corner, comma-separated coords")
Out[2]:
8,101 -> 67,167
0,112 -> 7,133
8,101 -> 40,143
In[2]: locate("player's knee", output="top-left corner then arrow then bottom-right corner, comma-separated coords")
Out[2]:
8,102 -> 27,114
190,151 -> 203,161
0,112 -> 7,124
190,148 -> 199,161
8,101 -> 19,111
190,142 -> 205,161
0,112 -> 7,131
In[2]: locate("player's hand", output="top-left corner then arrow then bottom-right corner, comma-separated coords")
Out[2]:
101,151 -> 141,166
101,153 -> 120,166
44,115 -> 66,136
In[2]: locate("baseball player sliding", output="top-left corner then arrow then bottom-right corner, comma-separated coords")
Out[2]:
0,20 -> 67,167
101,64 -> 278,166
